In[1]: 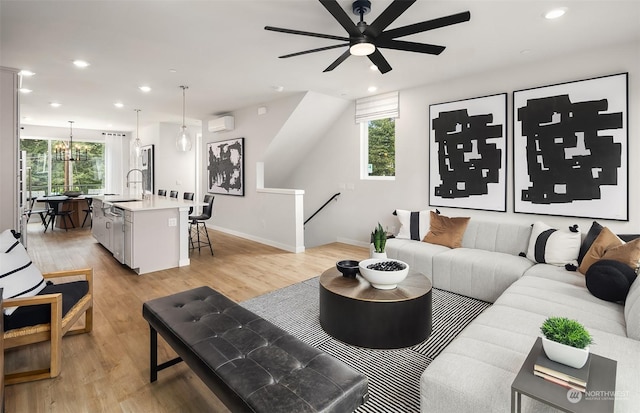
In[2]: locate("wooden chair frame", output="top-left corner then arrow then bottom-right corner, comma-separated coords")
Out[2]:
2,268 -> 93,385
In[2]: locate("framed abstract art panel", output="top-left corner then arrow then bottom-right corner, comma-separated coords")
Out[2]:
513,73 -> 628,220
429,93 -> 507,212
207,137 -> 244,196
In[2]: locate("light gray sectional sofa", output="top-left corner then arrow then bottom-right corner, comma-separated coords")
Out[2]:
385,219 -> 640,413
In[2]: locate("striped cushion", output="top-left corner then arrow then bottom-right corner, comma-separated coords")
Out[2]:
1,229 -> 46,315
525,221 -> 581,267
395,210 -> 429,241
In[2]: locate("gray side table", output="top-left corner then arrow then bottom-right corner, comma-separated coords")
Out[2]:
511,337 -> 617,413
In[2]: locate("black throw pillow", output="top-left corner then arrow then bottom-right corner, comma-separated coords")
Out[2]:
578,221 -> 604,264
585,259 -> 637,303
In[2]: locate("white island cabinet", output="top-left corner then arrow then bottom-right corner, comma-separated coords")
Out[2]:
92,195 -> 200,274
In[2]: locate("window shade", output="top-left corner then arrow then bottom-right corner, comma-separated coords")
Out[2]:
355,91 -> 399,123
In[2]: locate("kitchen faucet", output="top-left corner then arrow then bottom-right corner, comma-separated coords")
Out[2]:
126,168 -> 144,188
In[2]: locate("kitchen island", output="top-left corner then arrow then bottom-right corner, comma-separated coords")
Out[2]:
92,195 -> 202,274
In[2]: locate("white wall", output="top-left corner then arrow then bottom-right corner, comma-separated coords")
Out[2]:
199,93 -> 306,240
0,67 -> 19,231
285,41 -> 640,247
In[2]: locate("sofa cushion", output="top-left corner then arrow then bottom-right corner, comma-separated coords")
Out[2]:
460,220 -> 532,255
625,277 -> 640,340
395,209 -> 429,241
0,230 -> 47,315
423,211 -> 470,249
385,238 -> 448,281
432,248 -> 534,302
578,227 -> 624,274
585,259 -> 636,303
525,221 -> 580,267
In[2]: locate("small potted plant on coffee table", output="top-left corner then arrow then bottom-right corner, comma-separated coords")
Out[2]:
370,222 -> 387,259
540,316 -> 593,368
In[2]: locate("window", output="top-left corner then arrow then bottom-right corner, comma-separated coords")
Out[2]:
360,118 -> 396,179
356,91 -> 399,180
20,137 -> 105,195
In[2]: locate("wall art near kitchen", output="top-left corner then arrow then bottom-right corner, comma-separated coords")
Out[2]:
513,73 -> 628,220
207,137 -> 244,196
429,93 -> 507,212
140,144 -> 154,194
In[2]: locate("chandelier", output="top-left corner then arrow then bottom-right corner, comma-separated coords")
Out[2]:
55,121 -> 88,161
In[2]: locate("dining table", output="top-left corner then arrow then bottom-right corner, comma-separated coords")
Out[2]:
37,195 -> 92,230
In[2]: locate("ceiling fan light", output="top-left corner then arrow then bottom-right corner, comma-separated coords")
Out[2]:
350,42 -> 375,56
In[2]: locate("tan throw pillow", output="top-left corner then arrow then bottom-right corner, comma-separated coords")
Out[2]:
422,211 -> 470,249
602,238 -> 640,273
578,227 -> 623,275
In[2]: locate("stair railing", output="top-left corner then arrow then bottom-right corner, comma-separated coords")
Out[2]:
304,192 -> 340,226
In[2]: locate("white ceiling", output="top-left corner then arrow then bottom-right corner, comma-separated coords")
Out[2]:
1,0 -> 639,132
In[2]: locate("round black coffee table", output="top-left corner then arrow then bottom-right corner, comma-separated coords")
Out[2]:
319,267 -> 432,349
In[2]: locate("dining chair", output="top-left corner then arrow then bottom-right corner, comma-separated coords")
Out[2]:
44,198 -> 74,232
169,190 -> 178,198
81,197 -> 93,228
25,197 -> 49,228
157,189 -> 167,196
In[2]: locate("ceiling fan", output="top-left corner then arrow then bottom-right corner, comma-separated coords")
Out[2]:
265,0 -> 471,74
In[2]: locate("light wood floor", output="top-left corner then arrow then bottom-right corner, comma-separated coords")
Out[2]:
5,222 -> 368,413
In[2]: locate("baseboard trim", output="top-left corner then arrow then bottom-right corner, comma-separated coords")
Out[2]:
208,224 -> 305,253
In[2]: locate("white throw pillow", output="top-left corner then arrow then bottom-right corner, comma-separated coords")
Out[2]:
395,209 -> 430,241
526,221 -> 581,267
1,229 -> 47,315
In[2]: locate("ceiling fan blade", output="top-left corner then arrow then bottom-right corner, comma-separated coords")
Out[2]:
319,0 -> 361,37
368,50 -> 392,74
376,39 -> 445,55
279,44 -> 348,59
380,11 -> 471,39
366,0 -> 416,37
265,26 -> 348,42
323,49 -> 352,72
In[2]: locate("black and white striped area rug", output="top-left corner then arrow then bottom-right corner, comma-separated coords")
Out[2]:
242,277 -> 491,413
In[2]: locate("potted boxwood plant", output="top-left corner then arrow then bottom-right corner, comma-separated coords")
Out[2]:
370,223 -> 387,259
540,316 -> 593,368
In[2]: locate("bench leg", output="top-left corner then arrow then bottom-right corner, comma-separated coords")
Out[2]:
149,324 -> 183,383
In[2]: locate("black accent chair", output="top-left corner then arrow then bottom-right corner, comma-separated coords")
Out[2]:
157,189 -> 167,196
189,195 -> 214,255
169,190 -> 178,198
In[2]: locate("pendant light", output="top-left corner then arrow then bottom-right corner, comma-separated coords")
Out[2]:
54,121 -> 88,162
176,85 -> 192,151
133,109 -> 142,158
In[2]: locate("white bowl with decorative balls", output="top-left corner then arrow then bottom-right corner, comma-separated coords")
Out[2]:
358,258 -> 410,290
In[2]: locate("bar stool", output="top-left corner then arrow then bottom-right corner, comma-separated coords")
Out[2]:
157,189 -> 167,196
183,192 -> 194,215
169,190 -> 178,198
189,195 -> 214,255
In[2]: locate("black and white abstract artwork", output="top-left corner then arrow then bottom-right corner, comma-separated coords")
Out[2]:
429,93 -> 507,212
514,73 -> 628,220
207,137 -> 244,196
140,144 -> 154,194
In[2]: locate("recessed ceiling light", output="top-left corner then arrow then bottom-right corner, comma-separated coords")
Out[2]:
168,69 -> 177,73
73,60 -> 90,68
23,116 -> 33,121
19,70 -> 35,77
368,86 -> 378,93
50,102 -> 61,108
138,86 -> 151,92
19,88 -> 32,94
114,102 -> 124,108
544,7 -> 567,19
272,85 -> 284,92
370,64 -> 378,71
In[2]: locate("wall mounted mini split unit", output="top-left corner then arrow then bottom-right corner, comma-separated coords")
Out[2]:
208,116 -> 234,132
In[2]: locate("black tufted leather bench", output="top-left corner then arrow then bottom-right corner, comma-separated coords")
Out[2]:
142,286 -> 369,412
